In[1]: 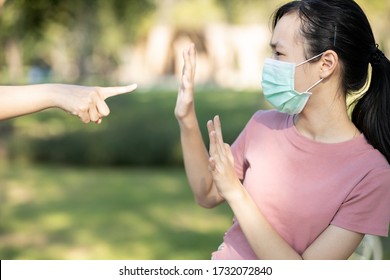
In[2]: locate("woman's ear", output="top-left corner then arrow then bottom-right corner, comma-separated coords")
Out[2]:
320,50 -> 339,79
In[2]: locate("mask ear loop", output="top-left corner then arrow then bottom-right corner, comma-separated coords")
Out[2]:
304,77 -> 324,93
297,52 -> 325,93
296,52 -> 325,67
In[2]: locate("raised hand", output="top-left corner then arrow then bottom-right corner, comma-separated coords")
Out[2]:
55,83 -> 138,124
174,43 -> 196,124
207,115 -> 242,201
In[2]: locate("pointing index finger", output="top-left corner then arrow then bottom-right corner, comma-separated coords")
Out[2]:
101,83 -> 138,100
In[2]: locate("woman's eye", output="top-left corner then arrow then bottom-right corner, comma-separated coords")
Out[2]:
271,51 -> 283,59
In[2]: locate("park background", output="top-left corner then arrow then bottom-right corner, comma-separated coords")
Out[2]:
0,0 -> 389,260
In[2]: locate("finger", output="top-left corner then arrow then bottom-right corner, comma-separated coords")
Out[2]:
182,46 -> 194,79
78,111 -> 90,124
207,119 -> 215,135
101,83 -> 138,100
209,132 -> 220,162
208,157 -> 216,172
179,44 -> 196,96
188,43 -> 196,78
182,47 -> 189,74
213,115 -> 226,155
209,131 -> 217,157
224,143 -> 234,165
213,115 -> 224,143
96,99 -> 110,117
88,106 -> 100,123
182,50 -> 193,84
183,45 -> 192,65
207,120 -> 217,156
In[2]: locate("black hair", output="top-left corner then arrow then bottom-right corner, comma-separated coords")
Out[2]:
272,0 -> 390,163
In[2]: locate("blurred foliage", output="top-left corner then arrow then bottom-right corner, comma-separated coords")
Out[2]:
0,0 -> 155,44
0,0 -> 388,84
3,88 -> 267,166
216,0 -> 284,23
0,0 -> 156,83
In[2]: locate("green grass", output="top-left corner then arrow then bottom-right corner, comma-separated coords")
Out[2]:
1,163 -> 389,260
0,164 -> 232,260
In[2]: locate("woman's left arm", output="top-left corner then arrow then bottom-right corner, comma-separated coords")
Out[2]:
207,115 -> 364,260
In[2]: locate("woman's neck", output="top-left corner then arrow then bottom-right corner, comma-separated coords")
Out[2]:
295,99 -> 360,143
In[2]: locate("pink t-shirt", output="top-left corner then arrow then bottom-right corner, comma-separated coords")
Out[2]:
212,110 -> 390,260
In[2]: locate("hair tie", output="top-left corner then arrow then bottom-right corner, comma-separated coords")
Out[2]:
369,44 -> 385,65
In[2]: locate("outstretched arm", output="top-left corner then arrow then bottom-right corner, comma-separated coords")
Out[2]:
0,83 -> 137,123
174,44 -> 224,208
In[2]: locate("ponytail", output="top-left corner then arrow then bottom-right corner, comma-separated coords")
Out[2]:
351,48 -> 390,163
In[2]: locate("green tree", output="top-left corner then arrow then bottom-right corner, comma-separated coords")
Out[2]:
0,0 -> 155,83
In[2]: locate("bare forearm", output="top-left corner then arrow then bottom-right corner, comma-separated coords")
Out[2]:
175,44 -> 223,207
179,117 -> 224,208
0,84 -> 56,120
0,83 -> 137,123
227,187 -> 302,259
231,190 -> 363,259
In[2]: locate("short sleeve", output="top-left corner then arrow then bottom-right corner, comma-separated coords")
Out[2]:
331,168 -> 390,237
231,117 -> 251,180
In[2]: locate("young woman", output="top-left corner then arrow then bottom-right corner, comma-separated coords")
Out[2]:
0,83 -> 137,123
175,0 -> 390,259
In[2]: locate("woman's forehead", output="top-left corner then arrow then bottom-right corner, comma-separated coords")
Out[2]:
271,13 -> 303,50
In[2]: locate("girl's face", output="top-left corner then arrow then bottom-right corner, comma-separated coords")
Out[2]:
270,12 -> 321,93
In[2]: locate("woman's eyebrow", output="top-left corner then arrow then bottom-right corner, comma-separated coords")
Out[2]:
269,41 -> 284,50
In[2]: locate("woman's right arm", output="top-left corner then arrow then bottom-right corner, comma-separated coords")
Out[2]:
174,44 -> 224,208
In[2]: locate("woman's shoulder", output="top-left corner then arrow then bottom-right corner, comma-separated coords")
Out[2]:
358,135 -> 390,170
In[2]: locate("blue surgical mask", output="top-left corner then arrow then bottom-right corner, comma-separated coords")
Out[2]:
261,53 -> 324,115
